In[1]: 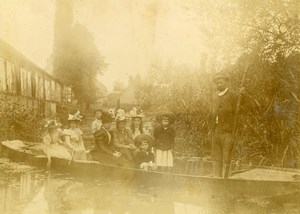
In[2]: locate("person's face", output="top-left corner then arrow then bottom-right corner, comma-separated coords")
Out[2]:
103,122 -> 111,130
117,121 -> 126,131
162,118 -> 169,127
70,121 -> 77,129
140,141 -> 149,151
95,111 -> 102,119
215,79 -> 228,92
133,118 -> 141,128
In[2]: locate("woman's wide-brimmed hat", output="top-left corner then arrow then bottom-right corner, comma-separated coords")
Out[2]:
68,111 -> 83,122
156,111 -> 176,125
212,71 -> 230,83
44,119 -> 61,129
134,134 -> 154,148
93,108 -> 103,114
100,111 -> 114,123
115,109 -> 127,122
128,107 -> 145,118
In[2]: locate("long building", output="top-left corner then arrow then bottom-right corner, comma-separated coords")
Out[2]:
0,39 -> 72,117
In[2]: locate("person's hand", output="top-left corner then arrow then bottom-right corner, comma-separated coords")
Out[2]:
238,87 -> 246,95
125,145 -> 131,149
113,151 -> 121,157
208,130 -> 212,138
129,144 -> 137,150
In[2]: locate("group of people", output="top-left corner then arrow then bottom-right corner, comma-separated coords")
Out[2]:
43,111 -> 88,167
90,107 -> 176,171
42,71 -> 244,177
42,107 -> 176,172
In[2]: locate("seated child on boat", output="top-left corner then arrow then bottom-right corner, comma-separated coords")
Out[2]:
134,134 -> 156,170
64,111 -> 87,161
42,120 -> 71,166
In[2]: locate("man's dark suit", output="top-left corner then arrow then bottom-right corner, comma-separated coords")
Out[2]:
209,89 -> 238,177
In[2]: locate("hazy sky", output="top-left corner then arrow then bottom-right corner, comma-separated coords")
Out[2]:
0,0 -> 215,90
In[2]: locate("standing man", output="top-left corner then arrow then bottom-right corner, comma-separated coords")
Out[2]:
92,108 -> 103,134
209,72 -> 244,177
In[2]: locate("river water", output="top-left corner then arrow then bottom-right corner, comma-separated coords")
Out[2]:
0,158 -> 299,214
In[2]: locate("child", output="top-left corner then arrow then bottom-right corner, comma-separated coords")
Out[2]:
134,134 -> 155,170
153,112 -> 176,172
64,111 -> 87,160
43,120 -> 71,168
92,108 -> 103,134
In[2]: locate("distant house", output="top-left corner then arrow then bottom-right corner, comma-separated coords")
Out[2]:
90,79 -> 108,109
106,75 -> 140,109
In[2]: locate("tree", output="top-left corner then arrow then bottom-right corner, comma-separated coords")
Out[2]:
52,0 -> 107,108
138,0 -> 300,164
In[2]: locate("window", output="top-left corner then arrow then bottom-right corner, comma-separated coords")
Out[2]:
0,58 -> 6,91
27,70 -> 32,97
34,74 -> 39,98
20,68 -> 27,96
38,76 -> 44,100
62,85 -> 72,103
56,83 -> 62,102
51,80 -> 56,101
6,61 -> 16,94
45,79 -> 51,100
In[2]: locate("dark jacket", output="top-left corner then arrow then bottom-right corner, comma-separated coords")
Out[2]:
209,89 -> 238,132
134,151 -> 154,167
92,127 -> 114,155
153,125 -> 175,151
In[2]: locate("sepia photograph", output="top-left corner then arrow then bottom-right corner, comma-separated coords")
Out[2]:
0,0 -> 299,213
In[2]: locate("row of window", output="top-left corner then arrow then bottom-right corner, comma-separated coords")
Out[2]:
0,57 -> 72,103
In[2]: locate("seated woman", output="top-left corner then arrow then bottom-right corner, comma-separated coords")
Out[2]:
90,111 -> 125,166
128,107 -> 148,140
112,109 -> 137,161
64,111 -> 87,161
43,120 -> 71,167
134,134 -> 156,170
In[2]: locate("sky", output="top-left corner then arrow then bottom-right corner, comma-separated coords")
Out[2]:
0,0 -> 216,91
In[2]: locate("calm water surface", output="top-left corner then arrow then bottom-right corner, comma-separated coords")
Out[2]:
0,158 -> 299,214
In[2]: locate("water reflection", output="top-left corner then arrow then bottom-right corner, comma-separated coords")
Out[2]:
0,158 -> 300,214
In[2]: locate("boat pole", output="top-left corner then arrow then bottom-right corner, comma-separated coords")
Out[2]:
224,64 -> 249,179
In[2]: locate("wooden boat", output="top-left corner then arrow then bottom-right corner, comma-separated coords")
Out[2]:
1,140 -> 300,200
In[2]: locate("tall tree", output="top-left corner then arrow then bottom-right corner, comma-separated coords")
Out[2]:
52,0 -> 107,108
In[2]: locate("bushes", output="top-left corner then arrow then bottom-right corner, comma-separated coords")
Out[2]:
0,97 -> 44,142
136,53 -> 299,167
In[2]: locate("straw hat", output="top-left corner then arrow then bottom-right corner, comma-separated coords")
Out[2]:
134,134 -> 154,148
115,109 -> 127,122
93,108 -> 103,114
212,72 -> 230,83
100,111 -> 114,123
156,111 -> 176,125
68,111 -> 83,122
128,107 -> 145,118
44,120 -> 61,129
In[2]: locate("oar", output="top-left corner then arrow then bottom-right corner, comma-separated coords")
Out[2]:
68,148 -> 75,165
46,144 -> 52,170
224,64 -> 249,179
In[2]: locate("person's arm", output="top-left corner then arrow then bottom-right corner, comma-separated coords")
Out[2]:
207,95 -> 214,134
64,135 -> 74,150
153,127 -> 159,148
127,130 -> 137,150
94,131 -> 114,156
78,129 -> 86,150
113,132 -> 130,149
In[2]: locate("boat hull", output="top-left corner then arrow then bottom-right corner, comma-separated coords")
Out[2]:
1,140 -> 300,200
